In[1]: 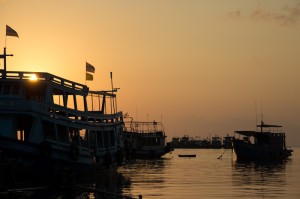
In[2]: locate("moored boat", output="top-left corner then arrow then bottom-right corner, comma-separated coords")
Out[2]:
178,154 -> 196,158
123,118 -> 172,159
211,136 -> 222,149
0,47 -> 124,178
233,121 -> 293,160
222,135 -> 234,149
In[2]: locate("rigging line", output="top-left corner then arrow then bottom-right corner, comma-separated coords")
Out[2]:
217,149 -> 227,159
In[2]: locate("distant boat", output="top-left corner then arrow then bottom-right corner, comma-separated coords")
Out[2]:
123,119 -> 172,159
178,154 -> 196,158
211,136 -> 222,149
233,121 -> 293,160
0,47 -> 124,177
222,135 -> 234,149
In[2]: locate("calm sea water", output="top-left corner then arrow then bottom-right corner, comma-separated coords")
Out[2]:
3,148 -> 300,198
116,148 -> 300,199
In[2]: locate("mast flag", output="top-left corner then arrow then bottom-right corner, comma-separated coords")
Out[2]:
6,25 -> 19,38
86,62 -> 95,81
86,62 -> 95,73
86,73 -> 93,81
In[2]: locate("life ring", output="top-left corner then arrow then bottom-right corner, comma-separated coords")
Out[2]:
40,141 -> 52,157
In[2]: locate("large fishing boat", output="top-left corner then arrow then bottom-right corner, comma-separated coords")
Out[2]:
233,121 -> 293,160
123,118 -> 172,159
0,48 -> 124,177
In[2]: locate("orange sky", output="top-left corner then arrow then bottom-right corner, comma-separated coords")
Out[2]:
1,0 -> 300,146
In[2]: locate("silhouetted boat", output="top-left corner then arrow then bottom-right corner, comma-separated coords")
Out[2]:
123,118 -> 172,159
178,154 -> 196,158
233,121 -> 293,160
222,135 -> 234,149
211,136 -> 222,148
0,47 -> 124,177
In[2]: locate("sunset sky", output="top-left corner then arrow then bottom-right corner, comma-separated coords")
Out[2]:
1,0 -> 300,146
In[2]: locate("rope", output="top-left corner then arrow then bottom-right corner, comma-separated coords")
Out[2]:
217,149 -> 227,159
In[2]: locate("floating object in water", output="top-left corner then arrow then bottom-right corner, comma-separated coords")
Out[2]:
178,154 -> 196,158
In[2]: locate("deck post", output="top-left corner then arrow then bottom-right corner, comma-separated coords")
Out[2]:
0,47 -> 13,78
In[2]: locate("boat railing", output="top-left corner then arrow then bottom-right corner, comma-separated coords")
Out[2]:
0,96 -> 123,126
124,121 -> 164,133
50,104 -> 123,126
1,71 -> 88,93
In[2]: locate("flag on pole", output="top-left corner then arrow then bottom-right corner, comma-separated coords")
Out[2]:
6,25 -> 19,38
86,73 -> 93,81
86,62 -> 95,81
86,62 -> 95,73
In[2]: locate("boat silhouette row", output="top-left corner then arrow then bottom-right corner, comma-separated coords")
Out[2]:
0,47 -> 293,179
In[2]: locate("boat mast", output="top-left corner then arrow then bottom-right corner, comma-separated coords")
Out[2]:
0,47 -> 13,78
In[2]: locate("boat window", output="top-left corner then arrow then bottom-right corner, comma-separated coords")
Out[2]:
16,116 -> 33,142
66,93 -> 76,109
76,95 -> 85,111
52,88 -> 64,106
17,130 -> 24,141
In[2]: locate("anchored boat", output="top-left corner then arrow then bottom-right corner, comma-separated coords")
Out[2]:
222,135 -> 234,149
0,48 -> 124,176
123,118 -> 172,159
178,154 -> 196,158
233,121 -> 293,160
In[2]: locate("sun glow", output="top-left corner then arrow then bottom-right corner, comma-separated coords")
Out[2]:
29,74 -> 38,81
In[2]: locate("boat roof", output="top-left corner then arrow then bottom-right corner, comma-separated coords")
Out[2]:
257,124 -> 282,128
235,121 -> 284,136
235,130 -> 285,137
123,120 -> 165,134
235,131 -> 257,136
0,70 -> 116,97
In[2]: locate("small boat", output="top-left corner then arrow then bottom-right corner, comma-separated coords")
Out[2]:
233,120 -> 293,160
178,154 -> 196,158
0,47 -> 124,177
123,118 -> 172,159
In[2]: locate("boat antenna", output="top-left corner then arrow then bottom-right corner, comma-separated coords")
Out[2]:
261,97 -> 264,122
260,97 -> 264,132
255,100 -> 258,131
0,47 -> 13,78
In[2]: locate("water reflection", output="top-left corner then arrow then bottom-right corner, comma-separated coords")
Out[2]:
118,158 -> 167,198
232,159 -> 290,198
0,167 -> 133,199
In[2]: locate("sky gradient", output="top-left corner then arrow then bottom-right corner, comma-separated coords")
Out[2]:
1,0 -> 300,146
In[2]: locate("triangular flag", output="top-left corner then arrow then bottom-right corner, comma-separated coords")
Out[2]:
6,25 -> 19,38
